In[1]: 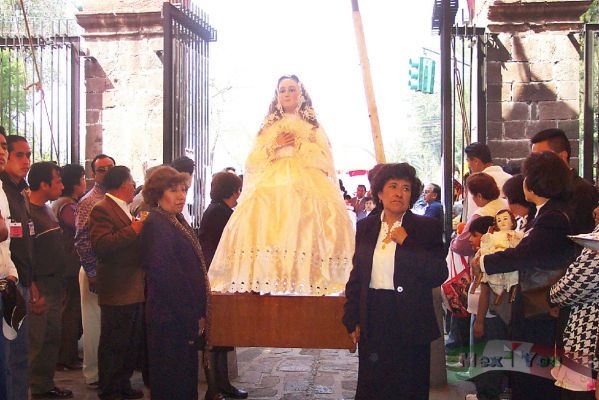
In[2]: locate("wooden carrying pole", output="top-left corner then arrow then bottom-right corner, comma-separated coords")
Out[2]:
351,0 -> 386,163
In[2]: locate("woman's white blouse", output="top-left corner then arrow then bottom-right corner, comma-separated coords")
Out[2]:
369,212 -> 401,290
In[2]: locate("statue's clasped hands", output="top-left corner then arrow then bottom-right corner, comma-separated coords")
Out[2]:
275,132 -> 295,148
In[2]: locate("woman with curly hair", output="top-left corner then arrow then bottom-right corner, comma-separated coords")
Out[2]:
208,74 -> 354,295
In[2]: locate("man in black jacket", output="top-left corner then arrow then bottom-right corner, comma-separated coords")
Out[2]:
530,128 -> 598,235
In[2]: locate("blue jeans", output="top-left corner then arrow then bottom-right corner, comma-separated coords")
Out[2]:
2,284 -> 30,400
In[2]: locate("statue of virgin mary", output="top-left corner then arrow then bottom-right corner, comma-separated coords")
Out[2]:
208,74 -> 355,295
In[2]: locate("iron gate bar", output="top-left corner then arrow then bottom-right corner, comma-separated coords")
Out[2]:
70,41 -> 80,164
163,2 -> 173,163
477,35 -> 487,145
583,23 -> 598,183
441,0 -> 453,245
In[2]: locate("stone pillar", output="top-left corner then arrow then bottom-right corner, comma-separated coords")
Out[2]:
76,0 -> 165,182
481,0 -> 591,168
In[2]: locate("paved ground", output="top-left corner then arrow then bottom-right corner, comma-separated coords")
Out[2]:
51,347 -> 475,399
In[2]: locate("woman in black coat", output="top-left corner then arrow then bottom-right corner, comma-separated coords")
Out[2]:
342,163 -> 448,399
140,166 -> 211,400
198,172 -> 246,400
472,151 -> 577,400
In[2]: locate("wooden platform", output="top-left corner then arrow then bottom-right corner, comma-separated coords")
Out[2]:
209,293 -> 356,351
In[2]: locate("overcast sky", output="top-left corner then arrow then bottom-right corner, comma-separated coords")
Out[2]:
197,0 -> 449,174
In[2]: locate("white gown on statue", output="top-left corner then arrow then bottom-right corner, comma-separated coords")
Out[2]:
208,115 -> 355,295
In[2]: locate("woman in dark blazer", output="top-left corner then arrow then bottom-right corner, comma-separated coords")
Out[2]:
198,172 -> 246,400
140,166 -> 214,400
342,163 -> 448,399
472,151 -> 577,400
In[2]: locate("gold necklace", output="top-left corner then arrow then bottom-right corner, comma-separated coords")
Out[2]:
381,219 -> 402,250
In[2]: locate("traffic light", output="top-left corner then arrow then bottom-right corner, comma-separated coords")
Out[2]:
408,58 -> 421,92
421,57 -> 435,94
408,56 -> 436,94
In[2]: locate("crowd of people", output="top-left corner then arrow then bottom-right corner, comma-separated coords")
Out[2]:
0,72 -> 597,400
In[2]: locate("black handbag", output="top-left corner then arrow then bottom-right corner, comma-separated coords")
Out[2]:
519,267 -> 565,319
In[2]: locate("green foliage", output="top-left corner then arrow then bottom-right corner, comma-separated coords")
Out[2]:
0,55 -> 27,134
581,0 -> 599,23
388,90 -> 442,184
0,0 -> 69,20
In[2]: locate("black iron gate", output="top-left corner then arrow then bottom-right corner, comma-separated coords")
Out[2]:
163,1 -> 216,227
0,18 -> 80,164
451,26 -> 488,187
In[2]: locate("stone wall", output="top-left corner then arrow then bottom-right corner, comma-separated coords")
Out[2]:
476,0 -> 591,169
77,1 -> 164,182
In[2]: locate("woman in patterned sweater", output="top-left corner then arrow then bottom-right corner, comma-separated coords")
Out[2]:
550,205 -> 599,400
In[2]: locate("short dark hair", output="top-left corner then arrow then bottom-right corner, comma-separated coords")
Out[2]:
28,161 -> 60,191
530,128 -> 571,161
142,166 -> 189,207
357,184 -> 366,191
60,164 -> 85,197
522,151 -> 571,199
465,142 -> 492,164
343,194 -> 351,201
6,135 -> 28,153
466,173 -> 500,201
171,156 -> 195,175
210,171 -> 242,202
468,216 -> 495,235
429,183 -> 441,198
371,163 -> 422,207
103,166 -> 131,191
502,175 -> 528,207
91,154 -> 115,174
364,196 -> 373,203
0,126 -> 5,137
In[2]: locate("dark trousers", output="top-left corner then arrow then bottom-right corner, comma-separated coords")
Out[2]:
356,289 -> 431,400
29,276 -> 64,394
58,275 -> 82,365
147,320 -> 199,400
511,317 -> 560,400
472,316 -> 508,400
446,313 -> 470,353
98,303 -> 143,400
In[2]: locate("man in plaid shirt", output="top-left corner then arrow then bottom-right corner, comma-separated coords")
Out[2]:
74,154 -> 115,387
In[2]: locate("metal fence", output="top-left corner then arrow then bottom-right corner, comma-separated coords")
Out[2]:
439,18 -> 488,240
451,26 -> 487,185
163,2 -> 216,227
0,18 -> 80,164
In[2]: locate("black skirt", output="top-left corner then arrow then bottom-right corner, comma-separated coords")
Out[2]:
356,289 -> 431,400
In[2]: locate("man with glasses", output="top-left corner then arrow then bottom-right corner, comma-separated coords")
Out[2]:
74,154 -> 115,388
